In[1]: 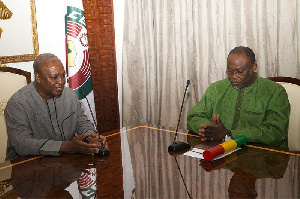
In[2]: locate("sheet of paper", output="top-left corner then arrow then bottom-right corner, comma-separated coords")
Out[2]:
184,148 -> 205,159
211,147 -> 240,160
184,147 -> 240,160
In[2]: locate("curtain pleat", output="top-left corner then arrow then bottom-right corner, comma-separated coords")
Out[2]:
122,0 -> 300,129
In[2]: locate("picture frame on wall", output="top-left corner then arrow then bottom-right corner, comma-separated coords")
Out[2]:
0,0 -> 39,64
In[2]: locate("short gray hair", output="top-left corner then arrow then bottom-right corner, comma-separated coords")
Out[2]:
33,53 -> 62,73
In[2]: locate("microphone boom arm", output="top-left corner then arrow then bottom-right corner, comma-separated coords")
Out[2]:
174,80 -> 190,143
79,89 -> 110,156
168,80 -> 191,152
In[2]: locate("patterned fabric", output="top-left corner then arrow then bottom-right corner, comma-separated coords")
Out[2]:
187,77 -> 290,147
0,99 -> 7,116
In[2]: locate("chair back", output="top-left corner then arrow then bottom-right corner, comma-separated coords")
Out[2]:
0,67 -> 31,162
268,77 -> 300,151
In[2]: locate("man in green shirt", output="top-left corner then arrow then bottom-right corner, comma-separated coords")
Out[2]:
187,46 -> 290,147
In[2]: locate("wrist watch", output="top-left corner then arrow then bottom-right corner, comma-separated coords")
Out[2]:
224,130 -> 232,142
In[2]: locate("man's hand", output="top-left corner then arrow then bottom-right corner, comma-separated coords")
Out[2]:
198,114 -> 228,141
87,134 -> 108,149
60,134 -> 101,155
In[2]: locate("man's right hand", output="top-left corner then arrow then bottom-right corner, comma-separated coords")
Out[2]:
198,114 -> 228,141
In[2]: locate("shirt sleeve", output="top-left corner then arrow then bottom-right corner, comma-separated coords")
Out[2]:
5,100 -> 62,158
232,86 -> 290,147
187,85 -> 214,134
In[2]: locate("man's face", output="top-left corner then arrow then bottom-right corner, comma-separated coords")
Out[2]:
35,60 -> 66,100
226,53 -> 257,89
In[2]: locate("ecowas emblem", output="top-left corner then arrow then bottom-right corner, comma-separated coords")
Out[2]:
65,6 -> 92,94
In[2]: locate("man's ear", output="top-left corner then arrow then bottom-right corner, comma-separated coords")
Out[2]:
252,63 -> 257,72
35,72 -> 41,83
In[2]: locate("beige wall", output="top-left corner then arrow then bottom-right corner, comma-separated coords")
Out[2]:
3,0 -> 66,81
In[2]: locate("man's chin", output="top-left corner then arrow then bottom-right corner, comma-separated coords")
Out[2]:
231,83 -> 242,89
53,91 -> 64,97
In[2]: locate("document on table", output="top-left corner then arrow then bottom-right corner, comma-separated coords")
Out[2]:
184,147 -> 240,160
184,148 -> 205,159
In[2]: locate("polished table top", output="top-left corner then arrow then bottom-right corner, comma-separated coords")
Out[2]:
0,126 -> 299,198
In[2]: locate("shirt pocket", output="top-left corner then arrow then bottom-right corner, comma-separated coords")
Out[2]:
244,110 -> 264,115
242,109 -> 264,126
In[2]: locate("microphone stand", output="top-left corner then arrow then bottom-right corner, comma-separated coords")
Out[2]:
168,80 -> 191,151
79,89 -> 110,157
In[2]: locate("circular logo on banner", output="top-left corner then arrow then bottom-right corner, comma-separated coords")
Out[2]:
65,6 -> 92,99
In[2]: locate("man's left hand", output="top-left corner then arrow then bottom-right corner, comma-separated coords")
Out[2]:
198,114 -> 228,141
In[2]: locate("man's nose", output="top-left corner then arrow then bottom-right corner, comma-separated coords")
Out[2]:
56,76 -> 66,84
232,72 -> 239,78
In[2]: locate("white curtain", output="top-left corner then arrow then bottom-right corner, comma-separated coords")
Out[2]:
121,0 -> 300,129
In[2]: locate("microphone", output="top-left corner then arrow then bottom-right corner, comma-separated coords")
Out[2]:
168,80 -> 191,151
79,89 -> 110,157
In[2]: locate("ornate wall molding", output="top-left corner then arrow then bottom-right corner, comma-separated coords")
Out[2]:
0,0 -> 39,64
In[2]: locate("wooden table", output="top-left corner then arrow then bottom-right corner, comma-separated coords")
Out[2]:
0,126 -> 299,198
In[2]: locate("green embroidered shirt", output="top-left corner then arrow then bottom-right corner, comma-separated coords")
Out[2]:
187,77 -> 290,147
